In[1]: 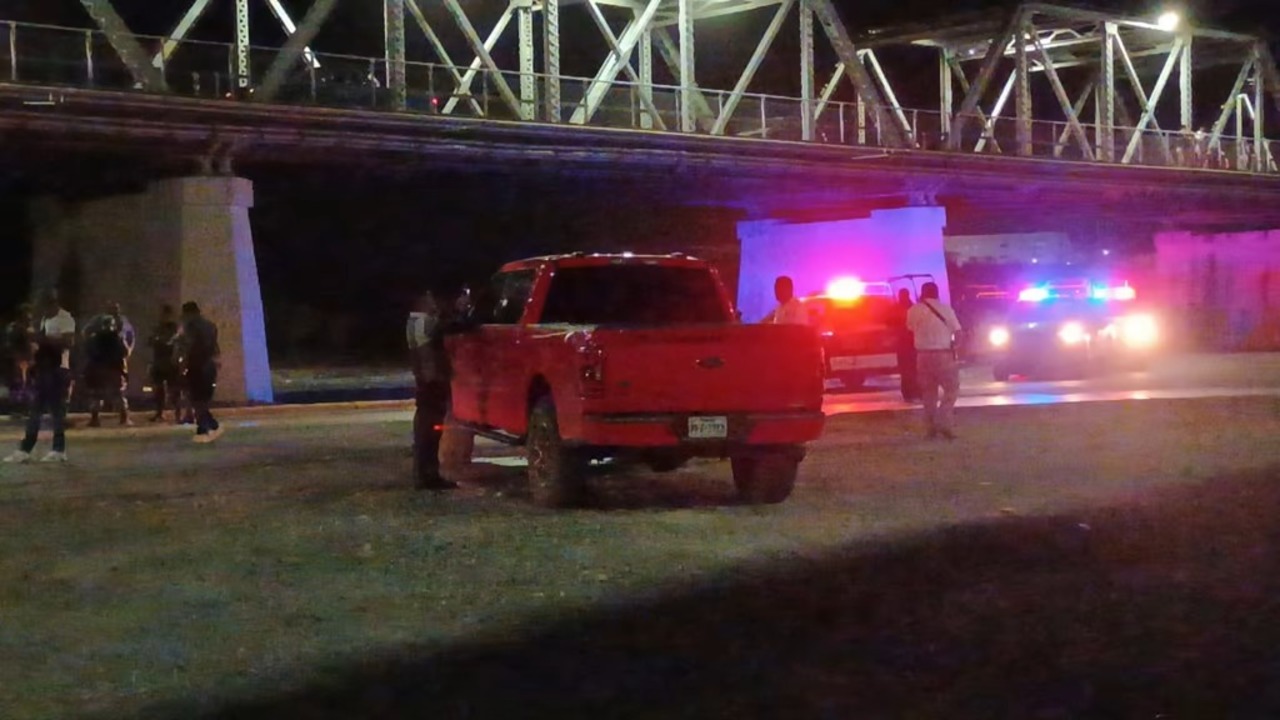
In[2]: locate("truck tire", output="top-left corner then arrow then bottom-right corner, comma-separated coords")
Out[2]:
992,363 -> 1011,382
731,451 -> 799,504
527,395 -> 586,508
646,451 -> 689,474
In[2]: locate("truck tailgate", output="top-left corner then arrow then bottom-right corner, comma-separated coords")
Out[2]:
590,323 -> 823,413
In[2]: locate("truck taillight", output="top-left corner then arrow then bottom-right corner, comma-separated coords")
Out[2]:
578,342 -> 607,398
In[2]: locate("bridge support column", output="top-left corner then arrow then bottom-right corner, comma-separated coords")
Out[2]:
735,206 -> 949,323
30,176 -> 273,404
1154,228 -> 1280,351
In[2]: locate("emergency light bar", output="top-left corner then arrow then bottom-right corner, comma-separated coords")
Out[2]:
1018,281 -> 1136,302
1017,287 -> 1051,302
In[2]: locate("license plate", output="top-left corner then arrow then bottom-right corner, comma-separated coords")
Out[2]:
830,354 -> 897,371
687,416 -> 728,439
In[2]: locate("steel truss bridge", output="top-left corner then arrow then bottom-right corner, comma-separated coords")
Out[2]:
1,0 -> 1279,177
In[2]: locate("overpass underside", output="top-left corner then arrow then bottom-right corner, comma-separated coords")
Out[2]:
0,0 -> 1278,229
3,84 -> 1279,234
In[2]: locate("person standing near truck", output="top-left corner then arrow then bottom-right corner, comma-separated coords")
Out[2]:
407,290 -> 463,491
762,275 -> 811,325
895,288 -> 920,403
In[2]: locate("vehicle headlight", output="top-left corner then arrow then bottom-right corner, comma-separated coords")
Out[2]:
1120,314 -> 1158,347
988,326 -> 1010,347
1057,321 -> 1087,345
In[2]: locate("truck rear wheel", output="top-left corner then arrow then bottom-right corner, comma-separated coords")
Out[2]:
731,450 -> 800,505
527,395 -> 586,508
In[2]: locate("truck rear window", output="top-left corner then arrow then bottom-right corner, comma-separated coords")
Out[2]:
541,265 -> 729,325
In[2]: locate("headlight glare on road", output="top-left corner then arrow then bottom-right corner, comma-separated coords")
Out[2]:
1121,314 -> 1158,347
1058,321 -> 1087,345
988,326 -> 1010,347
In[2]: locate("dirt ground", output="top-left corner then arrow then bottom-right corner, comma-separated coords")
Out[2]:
2,397 -> 1279,719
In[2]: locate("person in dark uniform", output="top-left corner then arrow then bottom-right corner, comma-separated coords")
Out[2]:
147,305 -> 181,422
4,304 -> 35,417
180,302 -> 223,443
407,288 -> 472,490
895,288 -> 920,403
82,304 -> 132,427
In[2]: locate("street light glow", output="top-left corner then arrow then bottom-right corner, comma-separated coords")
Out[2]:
1157,11 -> 1180,31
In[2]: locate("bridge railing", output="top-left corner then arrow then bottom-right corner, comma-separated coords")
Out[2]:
3,20 -> 1277,175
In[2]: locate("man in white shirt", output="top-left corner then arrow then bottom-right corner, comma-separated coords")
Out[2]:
761,276 -> 811,325
5,289 -> 76,463
906,282 -> 963,439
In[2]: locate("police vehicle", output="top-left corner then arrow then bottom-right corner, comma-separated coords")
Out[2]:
800,277 -> 902,391
987,279 -> 1159,381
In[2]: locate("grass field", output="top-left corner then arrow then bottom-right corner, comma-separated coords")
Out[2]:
1,397 -> 1279,718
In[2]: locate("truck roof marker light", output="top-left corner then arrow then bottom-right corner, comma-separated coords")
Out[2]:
827,277 -> 866,301
1018,287 -> 1050,302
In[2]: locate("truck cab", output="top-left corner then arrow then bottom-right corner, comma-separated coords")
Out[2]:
800,277 -> 902,391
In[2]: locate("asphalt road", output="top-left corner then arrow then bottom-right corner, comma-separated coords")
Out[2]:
4,352 -> 1278,456
827,351 -> 1280,414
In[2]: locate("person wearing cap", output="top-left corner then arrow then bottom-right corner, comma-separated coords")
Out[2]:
179,302 -> 223,443
5,290 -> 76,463
906,282 -> 963,440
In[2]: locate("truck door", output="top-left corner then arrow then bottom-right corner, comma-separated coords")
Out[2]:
481,269 -> 538,431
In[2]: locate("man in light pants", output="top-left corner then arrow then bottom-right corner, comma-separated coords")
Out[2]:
906,282 -> 963,439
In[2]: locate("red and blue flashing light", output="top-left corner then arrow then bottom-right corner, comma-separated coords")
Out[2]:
826,276 -> 867,301
1018,281 -> 1136,303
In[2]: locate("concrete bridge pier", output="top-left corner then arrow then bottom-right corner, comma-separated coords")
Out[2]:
735,206 -> 950,322
30,176 -> 273,404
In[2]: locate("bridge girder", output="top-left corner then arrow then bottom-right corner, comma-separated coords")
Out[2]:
860,3 -> 1280,168
53,0 -> 913,147
18,0 -> 1280,167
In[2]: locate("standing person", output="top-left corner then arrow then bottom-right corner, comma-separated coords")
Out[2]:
180,302 -> 223,443
172,324 -> 195,425
4,290 -> 75,463
111,303 -> 136,411
906,282 -> 963,440
895,289 -> 920,403
761,275 -> 811,325
81,303 -> 132,427
4,304 -> 35,417
407,289 -> 470,490
147,305 -> 181,422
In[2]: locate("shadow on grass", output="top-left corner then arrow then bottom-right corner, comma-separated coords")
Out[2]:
138,468 -> 1280,720
451,461 -> 745,511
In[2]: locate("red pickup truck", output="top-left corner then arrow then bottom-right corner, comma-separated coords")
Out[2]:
446,253 -> 826,507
